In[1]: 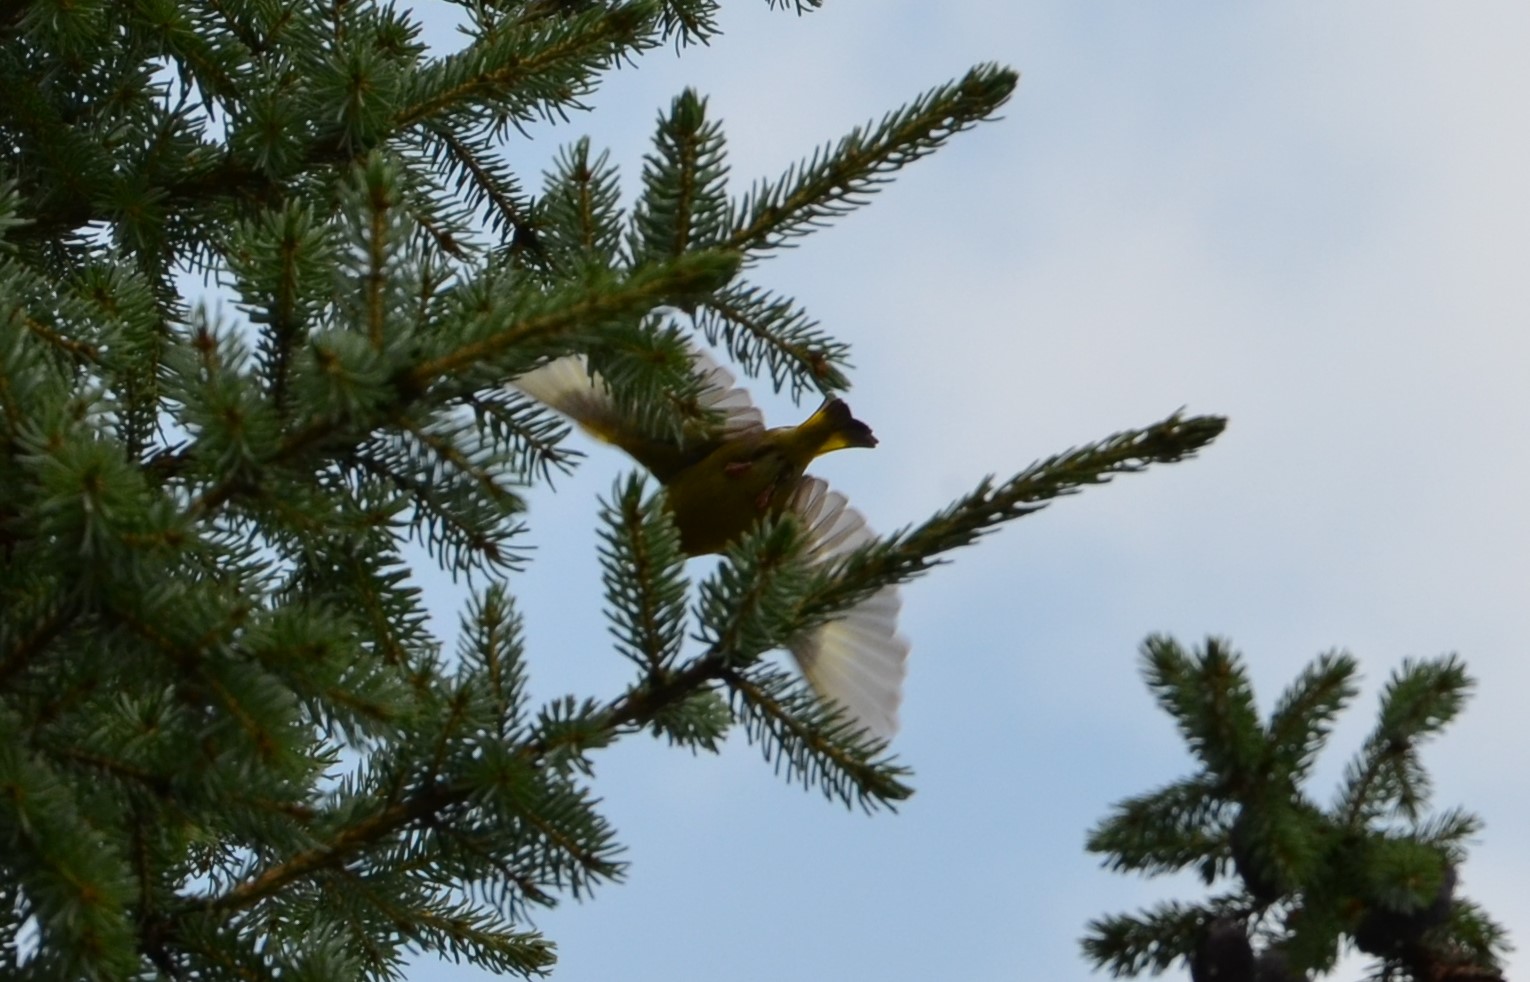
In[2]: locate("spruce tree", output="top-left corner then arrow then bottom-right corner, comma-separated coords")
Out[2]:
0,2 -> 1223,977
1084,637 -> 1511,982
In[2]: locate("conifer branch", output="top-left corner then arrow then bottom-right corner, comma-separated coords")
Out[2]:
19,312 -> 102,364
894,411 -> 1224,570
725,665 -> 913,809
395,902 -> 557,975
397,414 -> 520,505
462,389 -> 583,483
456,588 -> 529,747
179,254 -> 739,521
1142,636 -> 1265,787
1086,777 -> 1228,876
406,250 -> 740,386
183,594 -> 899,922
1086,643 -> 1509,982
182,655 -> 711,920
1266,651 -> 1358,784
592,642 -> 735,735
538,137 -> 627,269
424,127 -> 535,240
696,518 -> 811,662
797,413 -> 1226,625
1084,901 -> 1214,977
655,0 -> 721,48
192,786 -> 461,914
349,448 -> 525,576
597,476 -> 689,677
0,598 -> 77,689
1337,657 -> 1472,826
396,3 -> 661,133
728,64 -> 1018,258
693,283 -> 851,395
629,88 -> 730,263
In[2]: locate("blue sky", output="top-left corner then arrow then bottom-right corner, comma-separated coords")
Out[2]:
402,3 -> 1530,979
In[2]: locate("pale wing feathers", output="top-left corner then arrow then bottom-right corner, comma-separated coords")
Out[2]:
788,477 -> 909,740
791,477 -> 872,559
510,347 -> 764,441
687,346 -> 765,439
510,353 -> 619,438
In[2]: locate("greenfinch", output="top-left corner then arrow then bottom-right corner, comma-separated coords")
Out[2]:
513,346 -> 907,738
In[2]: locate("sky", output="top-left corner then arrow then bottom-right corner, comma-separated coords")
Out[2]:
399,3 -> 1530,980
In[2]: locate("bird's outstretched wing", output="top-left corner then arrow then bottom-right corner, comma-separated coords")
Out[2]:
511,347 -> 765,482
787,476 -> 908,740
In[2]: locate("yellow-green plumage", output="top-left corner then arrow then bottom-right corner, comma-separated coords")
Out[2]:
663,398 -> 877,555
511,347 -> 907,739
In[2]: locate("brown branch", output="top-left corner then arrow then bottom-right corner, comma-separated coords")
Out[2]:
186,644 -> 731,915
0,599 -> 77,689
